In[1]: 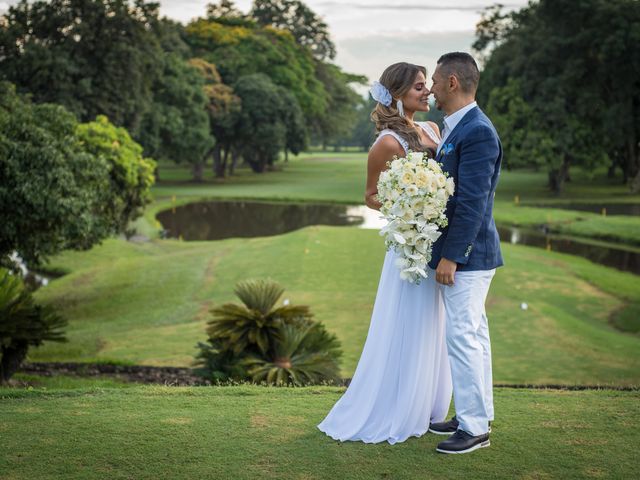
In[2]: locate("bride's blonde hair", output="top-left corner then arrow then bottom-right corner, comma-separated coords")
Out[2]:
371,62 -> 429,154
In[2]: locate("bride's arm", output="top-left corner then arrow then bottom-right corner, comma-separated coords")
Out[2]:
365,136 -> 404,211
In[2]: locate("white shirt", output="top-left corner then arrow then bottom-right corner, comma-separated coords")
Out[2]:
437,101 -> 477,155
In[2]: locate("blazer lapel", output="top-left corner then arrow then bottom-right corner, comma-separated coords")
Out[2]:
438,106 -> 481,160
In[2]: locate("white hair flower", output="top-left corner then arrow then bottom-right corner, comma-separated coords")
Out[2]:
370,81 -> 392,107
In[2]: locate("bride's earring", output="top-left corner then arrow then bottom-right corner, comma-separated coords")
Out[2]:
396,99 -> 405,118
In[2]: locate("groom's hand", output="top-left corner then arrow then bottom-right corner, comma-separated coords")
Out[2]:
436,258 -> 458,286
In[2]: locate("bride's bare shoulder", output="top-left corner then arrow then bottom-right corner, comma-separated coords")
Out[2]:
426,121 -> 441,136
369,135 -> 404,165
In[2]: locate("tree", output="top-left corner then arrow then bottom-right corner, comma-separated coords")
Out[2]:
250,0 -> 336,60
311,62 -> 367,149
475,0 -> 640,192
185,16 -> 327,120
194,279 -> 342,385
233,74 -> 288,173
349,97 -> 377,151
137,54 -> 213,181
0,269 -> 67,383
279,87 -> 308,161
189,58 -> 242,178
76,115 -> 157,233
0,82 -> 111,266
206,0 -> 246,21
485,79 -> 560,173
0,0 -> 164,137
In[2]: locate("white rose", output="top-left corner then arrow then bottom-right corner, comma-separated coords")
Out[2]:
422,204 -> 438,219
402,207 -> 415,221
406,184 -> 419,196
409,152 -> 423,163
411,198 -> 425,211
402,161 -> 415,173
436,188 -> 447,202
400,171 -> 415,186
427,159 -> 442,173
436,174 -> 447,188
414,171 -> 428,188
445,177 -> 455,196
428,177 -> 439,194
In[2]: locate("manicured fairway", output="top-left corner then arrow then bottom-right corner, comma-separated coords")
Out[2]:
32,226 -> 640,386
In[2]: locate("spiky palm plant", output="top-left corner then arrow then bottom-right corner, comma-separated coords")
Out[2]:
242,323 -> 342,386
195,278 -> 342,385
206,279 -> 313,356
0,268 -> 67,383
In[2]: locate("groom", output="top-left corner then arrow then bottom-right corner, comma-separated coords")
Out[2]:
427,52 -> 503,454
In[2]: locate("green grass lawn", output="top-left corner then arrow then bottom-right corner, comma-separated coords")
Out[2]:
0,385 -> 637,480
33,226 -> 640,386
6,153 -> 640,478
26,154 -> 640,384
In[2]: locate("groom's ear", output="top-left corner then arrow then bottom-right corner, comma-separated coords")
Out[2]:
448,74 -> 460,93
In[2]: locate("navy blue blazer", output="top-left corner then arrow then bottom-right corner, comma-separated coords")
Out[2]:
429,106 -> 504,271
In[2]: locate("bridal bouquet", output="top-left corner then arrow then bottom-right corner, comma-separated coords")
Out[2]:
376,151 -> 455,284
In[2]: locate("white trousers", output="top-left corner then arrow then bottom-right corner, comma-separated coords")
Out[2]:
442,268 -> 496,436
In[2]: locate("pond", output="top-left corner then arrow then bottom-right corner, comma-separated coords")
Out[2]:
529,202 -> 640,216
156,200 -> 367,241
497,226 -> 640,275
157,200 -> 640,275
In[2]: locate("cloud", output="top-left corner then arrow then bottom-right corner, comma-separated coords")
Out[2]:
335,30 -> 478,83
317,1 -> 523,11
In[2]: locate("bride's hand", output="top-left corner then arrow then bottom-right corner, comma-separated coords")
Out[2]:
366,136 -> 405,211
365,192 -> 382,211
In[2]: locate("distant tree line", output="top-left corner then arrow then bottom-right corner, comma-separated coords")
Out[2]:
475,0 -> 640,193
0,0 -> 366,181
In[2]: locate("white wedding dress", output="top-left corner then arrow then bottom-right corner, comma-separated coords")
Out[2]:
317,122 -> 452,445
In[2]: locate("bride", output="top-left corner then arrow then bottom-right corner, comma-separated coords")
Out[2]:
317,62 -> 452,444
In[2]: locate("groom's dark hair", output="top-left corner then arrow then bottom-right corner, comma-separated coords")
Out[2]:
437,52 -> 480,94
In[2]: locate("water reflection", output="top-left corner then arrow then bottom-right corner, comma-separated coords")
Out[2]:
498,226 -> 640,275
530,203 -> 640,216
157,200 -> 365,241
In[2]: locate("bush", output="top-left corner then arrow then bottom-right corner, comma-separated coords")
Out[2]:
0,269 -> 67,383
195,279 -> 342,385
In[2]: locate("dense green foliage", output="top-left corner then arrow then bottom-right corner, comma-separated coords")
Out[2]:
75,115 -> 157,233
232,74 -> 304,172
476,0 -> 640,192
138,53 -> 212,181
195,279 -> 342,385
251,0 -> 336,60
0,269 -> 67,382
0,0 -> 163,135
185,16 -> 325,119
0,83 -> 155,265
0,83 -> 110,264
189,58 -> 242,177
0,0 -> 364,177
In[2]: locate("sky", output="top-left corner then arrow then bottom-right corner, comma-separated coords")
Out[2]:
0,0 -> 531,84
